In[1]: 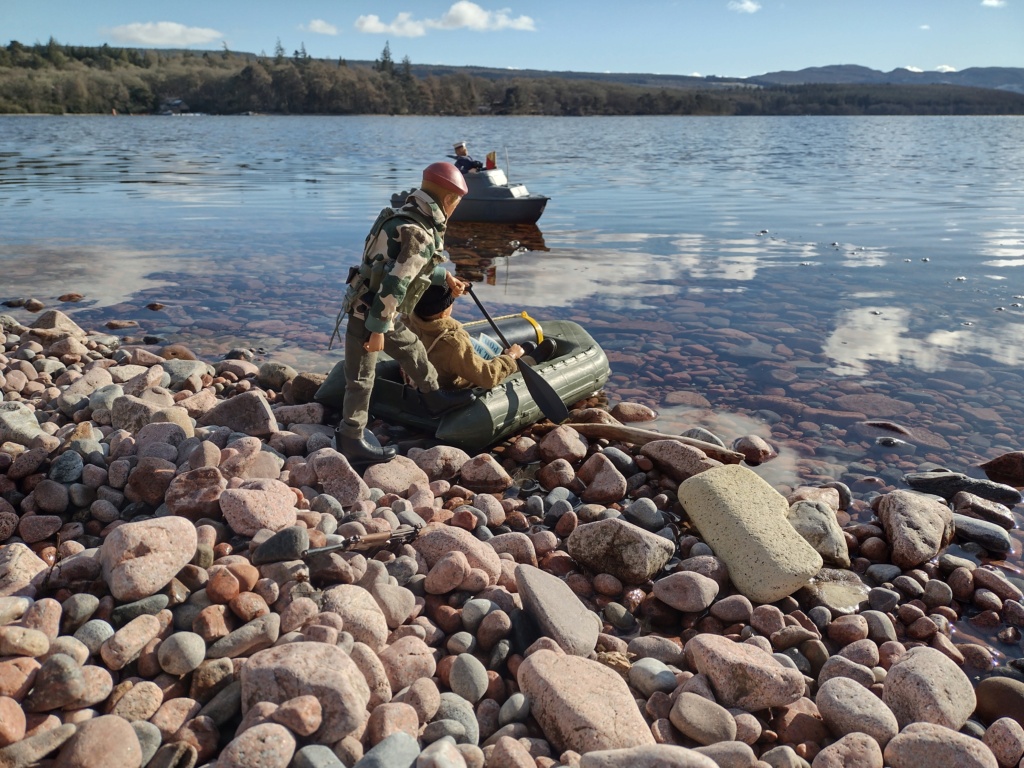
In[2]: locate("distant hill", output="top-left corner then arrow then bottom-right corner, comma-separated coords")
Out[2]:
747,64 -> 1024,95
400,60 -> 1024,95
400,62 -> 746,89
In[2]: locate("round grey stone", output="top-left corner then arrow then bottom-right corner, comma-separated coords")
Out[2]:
49,450 -> 84,483
446,631 -> 477,655
623,497 -> 664,531
131,720 -> 162,767
866,564 -> 903,584
922,579 -> 953,608
773,653 -> 800,671
670,690 -> 737,745
603,601 -> 637,631
435,692 -> 479,745
422,719 -> 467,745
628,657 -> 678,697
498,692 -> 531,727
384,556 -> 419,586
90,384 -> 124,411
861,610 -> 898,643
601,447 -> 638,476
158,631 -> 208,675
355,731 -> 420,768
293,744 -> 344,768
251,525 -> 309,565
690,542 -> 715,557
868,587 -> 901,612
61,593 -> 100,634
310,494 -> 344,517
450,653 -> 488,704
74,619 -> 115,654
461,599 -> 498,633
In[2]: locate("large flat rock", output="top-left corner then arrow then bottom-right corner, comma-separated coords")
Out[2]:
678,465 -> 822,603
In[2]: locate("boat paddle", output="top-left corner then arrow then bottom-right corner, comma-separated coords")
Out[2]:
465,285 -> 570,424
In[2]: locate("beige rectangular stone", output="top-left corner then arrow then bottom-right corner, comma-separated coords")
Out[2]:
678,464 -> 822,603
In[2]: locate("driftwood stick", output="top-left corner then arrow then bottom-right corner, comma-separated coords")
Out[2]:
567,422 -> 745,464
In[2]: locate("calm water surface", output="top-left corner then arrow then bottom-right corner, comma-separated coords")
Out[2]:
3,114 -> 1024,656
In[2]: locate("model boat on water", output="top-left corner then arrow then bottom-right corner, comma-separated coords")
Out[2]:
316,316 -> 609,453
392,168 -> 549,225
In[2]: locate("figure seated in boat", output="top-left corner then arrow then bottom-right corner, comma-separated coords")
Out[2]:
452,141 -> 485,174
405,282 -> 554,390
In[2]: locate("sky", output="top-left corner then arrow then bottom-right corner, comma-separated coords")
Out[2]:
2,1 -> 1022,78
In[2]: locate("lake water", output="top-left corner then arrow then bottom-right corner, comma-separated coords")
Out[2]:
3,114 -> 1024,482
4,114 -> 1024,659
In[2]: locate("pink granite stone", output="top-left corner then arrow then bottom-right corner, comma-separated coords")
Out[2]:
100,516 -> 198,601
517,649 -> 654,753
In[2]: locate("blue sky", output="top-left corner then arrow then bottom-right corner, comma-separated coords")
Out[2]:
2,1 -> 1021,78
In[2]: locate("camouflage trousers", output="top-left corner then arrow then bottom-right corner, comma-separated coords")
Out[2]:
340,313 -> 437,439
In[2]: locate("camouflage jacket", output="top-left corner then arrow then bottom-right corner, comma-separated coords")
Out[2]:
345,189 -> 451,335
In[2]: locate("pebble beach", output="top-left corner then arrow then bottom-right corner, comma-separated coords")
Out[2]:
3,306 -> 1024,768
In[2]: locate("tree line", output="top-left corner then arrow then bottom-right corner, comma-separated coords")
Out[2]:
2,39 -> 1023,117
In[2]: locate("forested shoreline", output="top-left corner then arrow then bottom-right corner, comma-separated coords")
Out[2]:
3,39 -> 1024,116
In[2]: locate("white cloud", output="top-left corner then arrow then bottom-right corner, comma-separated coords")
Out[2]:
355,2 -> 536,37
903,65 -> 924,73
435,1 -> 535,30
355,12 -> 428,37
936,64 -> 957,72
106,21 -> 222,46
981,0 -> 1006,7
728,0 -> 762,13
302,19 -> 338,36
919,24 -> 930,30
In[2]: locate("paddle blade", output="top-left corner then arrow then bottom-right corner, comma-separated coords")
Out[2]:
517,358 -> 569,424
465,284 -> 568,423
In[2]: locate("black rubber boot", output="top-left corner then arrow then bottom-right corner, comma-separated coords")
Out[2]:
337,430 -> 397,467
420,387 -> 475,416
532,338 -> 557,363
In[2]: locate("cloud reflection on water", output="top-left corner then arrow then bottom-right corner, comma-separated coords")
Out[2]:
0,242 -> 209,309
824,304 -> 1024,377
466,230 -> 1024,382
824,307 -> 942,376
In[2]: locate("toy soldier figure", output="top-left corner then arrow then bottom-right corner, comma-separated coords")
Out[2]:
334,162 -> 474,467
453,140 -> 484,173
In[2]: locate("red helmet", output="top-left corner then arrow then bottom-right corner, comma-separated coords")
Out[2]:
422,162 -> 468,197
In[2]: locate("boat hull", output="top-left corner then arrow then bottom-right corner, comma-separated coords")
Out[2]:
317,319 -> 609,453
448,195 -> 548,225
391,168 -> 549,225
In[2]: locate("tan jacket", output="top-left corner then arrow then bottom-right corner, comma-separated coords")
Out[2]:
405,313 -> 518,390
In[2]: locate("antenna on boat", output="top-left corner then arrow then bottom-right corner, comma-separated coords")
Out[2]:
504,240 -> 520,294
505,147 -> 510,178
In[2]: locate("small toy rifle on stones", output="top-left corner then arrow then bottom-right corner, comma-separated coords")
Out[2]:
301,527 -> 420,560
298,527 -> 420,587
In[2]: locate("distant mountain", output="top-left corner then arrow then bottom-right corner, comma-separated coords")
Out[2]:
402,61 -> 1024,95
747,65 -> 1024,95
403,62 -> 731,88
